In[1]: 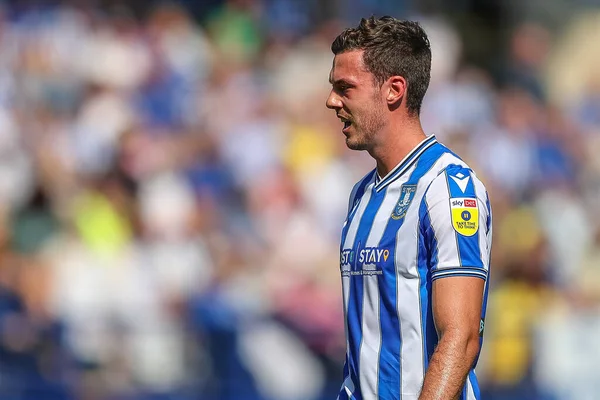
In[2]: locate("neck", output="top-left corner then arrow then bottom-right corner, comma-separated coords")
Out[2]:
370,116 -> 427,178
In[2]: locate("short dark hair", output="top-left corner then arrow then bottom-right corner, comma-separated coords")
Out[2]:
331,16 -> 432,115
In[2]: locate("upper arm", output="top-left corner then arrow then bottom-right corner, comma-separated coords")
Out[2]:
432,275 -> 485,340
421,165 -> 491,337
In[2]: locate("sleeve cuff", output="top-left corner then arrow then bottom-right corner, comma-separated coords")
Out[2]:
431,266 -> 488,281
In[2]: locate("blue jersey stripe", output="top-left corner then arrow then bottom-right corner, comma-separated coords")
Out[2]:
348,185 -> 387,398
418,200 -> 440,371
338,388 -> 349,400
376,144 -> 447,398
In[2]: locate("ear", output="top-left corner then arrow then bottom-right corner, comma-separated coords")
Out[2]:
385,76 -> 407,106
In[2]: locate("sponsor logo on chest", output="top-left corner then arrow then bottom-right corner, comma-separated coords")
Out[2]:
340,246 -> 390,277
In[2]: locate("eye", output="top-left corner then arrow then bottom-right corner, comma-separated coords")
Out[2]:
338,85 -> 350,94
332,81 -> 353,96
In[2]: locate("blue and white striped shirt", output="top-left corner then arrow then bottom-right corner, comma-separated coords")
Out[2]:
338,135 -> 492,400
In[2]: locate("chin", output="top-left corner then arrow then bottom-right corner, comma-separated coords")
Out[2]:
345,138 -> 368,151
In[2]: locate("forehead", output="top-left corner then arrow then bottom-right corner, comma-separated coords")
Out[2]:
329,50 -> 371,82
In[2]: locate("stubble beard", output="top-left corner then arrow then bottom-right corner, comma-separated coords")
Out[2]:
345,103 -> 386,151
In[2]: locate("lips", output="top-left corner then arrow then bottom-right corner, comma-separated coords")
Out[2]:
338,115 -> 352,133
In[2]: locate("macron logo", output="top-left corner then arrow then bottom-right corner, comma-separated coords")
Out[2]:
450,172 -> 470,193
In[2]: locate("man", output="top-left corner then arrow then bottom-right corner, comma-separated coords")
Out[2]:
326,17 -> 492,400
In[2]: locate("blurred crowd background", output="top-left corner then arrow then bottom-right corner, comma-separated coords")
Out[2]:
0,0 -> 599,399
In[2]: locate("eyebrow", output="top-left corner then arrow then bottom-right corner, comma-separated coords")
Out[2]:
329,78 -> 355,88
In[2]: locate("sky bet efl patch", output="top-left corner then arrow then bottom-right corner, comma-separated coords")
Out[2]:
450,197 -> 478,236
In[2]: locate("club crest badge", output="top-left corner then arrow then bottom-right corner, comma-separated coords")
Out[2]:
391,184 -> 417,220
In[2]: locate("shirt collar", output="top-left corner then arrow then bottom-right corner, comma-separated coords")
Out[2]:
374,135 -> 438,192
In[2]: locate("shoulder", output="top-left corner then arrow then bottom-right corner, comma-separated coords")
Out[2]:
434,162 -> 488,198
424,142 -> 488,196
420,158 -> 491,232
420,143 -> 490,212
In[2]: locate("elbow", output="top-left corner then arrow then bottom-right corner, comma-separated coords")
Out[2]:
439,327 -> 481,364
464,333 -> 481,363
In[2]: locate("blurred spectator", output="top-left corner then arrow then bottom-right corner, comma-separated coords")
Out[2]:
498,22 -> 551,103
204,0 -> 263,65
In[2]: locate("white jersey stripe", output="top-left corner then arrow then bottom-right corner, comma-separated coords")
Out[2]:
359,277 -> 381,399
466,376 -> 476,400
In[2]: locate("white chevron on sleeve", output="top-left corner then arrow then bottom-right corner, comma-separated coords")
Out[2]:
450,175 -> 470,193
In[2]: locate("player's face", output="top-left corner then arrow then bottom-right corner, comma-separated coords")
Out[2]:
326,50 -> 386,151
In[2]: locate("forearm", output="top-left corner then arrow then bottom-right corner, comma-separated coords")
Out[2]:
418,331 -> 479,400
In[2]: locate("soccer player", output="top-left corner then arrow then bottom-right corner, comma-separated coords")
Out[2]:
326,17 -> 492,400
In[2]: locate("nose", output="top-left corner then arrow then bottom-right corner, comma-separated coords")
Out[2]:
326,90 -> 342,110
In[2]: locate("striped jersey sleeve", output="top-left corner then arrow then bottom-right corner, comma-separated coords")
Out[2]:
420,164 -> 491,281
